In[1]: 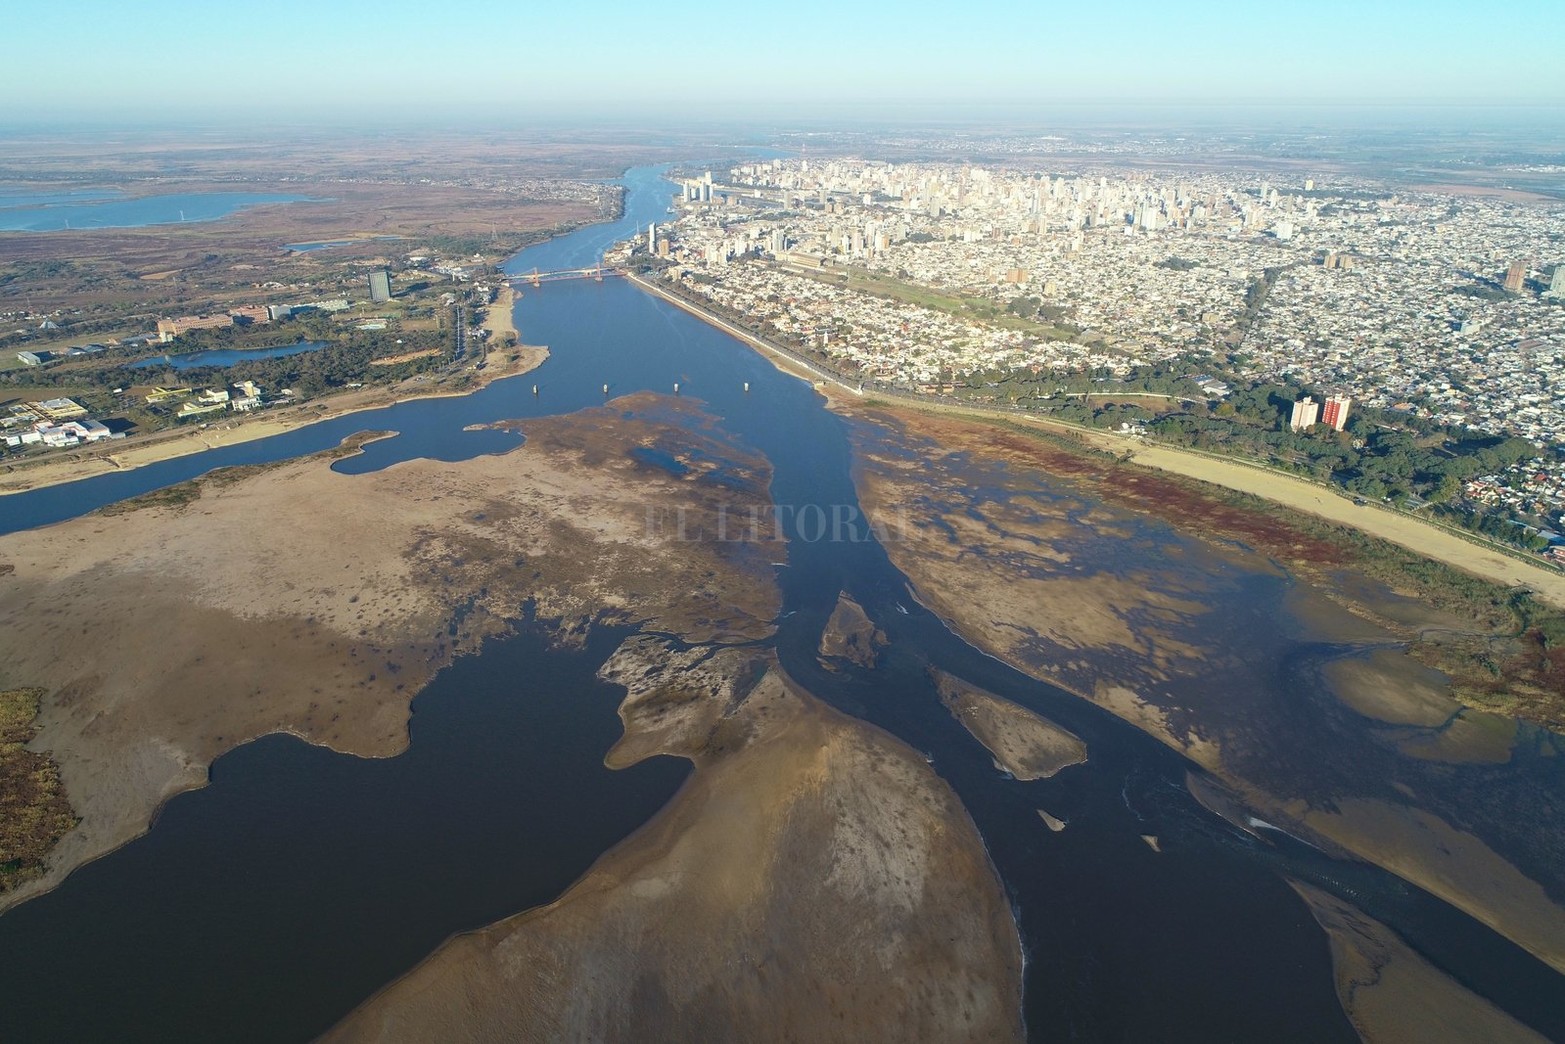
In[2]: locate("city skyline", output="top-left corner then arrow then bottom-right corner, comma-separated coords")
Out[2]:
6,0 -> 1564,124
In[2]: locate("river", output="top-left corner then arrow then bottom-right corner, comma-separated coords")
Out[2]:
0,164 -> 1561,1042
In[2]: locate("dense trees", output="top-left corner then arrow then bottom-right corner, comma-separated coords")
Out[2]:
950,357 -> 1557,553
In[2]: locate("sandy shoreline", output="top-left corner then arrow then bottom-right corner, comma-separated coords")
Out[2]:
0,345 -> 549,497
481,285 -> 519,344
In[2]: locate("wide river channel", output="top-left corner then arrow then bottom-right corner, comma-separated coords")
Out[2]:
1,165 -> 1562,1042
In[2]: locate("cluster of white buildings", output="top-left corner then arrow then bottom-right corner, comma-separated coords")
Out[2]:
144,380 -> 266,420
2,397 -> 120,449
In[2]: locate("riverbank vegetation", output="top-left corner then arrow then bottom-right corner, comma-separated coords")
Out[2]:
0,687 -> 77,892
945,362 -> 1562,559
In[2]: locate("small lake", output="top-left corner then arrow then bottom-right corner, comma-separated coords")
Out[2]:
284,236 -> 404,252
0,192 -> 314,231
128,341 -> 328,372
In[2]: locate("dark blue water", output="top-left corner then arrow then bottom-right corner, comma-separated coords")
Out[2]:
0,625 -> 688,1043
0,192 -> 313,231
128,341 -> 328,371
1,163 -> 1562,1043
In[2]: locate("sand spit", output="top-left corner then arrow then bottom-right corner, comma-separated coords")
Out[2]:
0,345 -> 549,496
817,590 -> 887,669
1286,797 -> 1565,976
932,669 -> 1086,780
1289,881 -> 1548,1044
0,393 -> 780,914
324,653 -> 1024,1043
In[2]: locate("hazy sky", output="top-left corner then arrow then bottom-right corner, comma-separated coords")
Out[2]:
6,0 -> 1562,124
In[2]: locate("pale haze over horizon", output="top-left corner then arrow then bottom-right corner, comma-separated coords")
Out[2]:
5,0 -> 1563,128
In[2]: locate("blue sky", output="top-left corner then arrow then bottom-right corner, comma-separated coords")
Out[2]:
6,0 -> 1562,123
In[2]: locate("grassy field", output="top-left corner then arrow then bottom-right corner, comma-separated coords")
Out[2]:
779,263 -> 1079,341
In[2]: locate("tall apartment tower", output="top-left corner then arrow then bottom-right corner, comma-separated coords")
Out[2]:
1289,397 -> 1321,431
368,269 -> 392,303
1504,261 -> 1527,293
648,223 -> 657,252
1547,265 -> 1565,299
1320,394 -> 1351,431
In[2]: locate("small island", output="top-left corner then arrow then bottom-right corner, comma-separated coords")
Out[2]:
932,668 -> 1087,780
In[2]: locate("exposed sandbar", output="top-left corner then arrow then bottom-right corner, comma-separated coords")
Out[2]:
0,393 -> 778,914
1321,648 -> 1460,727
1289,880 -> 1548,1043
840,405 -> 1565,980
817,590 -> 887,668
324,656 -> 1024,1043
933,669 -> 1086,780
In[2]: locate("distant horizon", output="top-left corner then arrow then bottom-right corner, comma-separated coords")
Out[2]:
5,101 -> 1565,138
6,0 -> 1563,131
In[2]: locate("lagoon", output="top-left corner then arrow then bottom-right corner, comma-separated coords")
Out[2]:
0,191 -> 313,231
127,341 -> 329,372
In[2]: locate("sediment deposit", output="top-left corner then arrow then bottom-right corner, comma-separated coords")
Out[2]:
0,393 -> 778,912
325,657 -> 1024,1043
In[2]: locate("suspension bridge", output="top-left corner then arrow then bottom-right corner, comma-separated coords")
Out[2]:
508,264 -> 624,288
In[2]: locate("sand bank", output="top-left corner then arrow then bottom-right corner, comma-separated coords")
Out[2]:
817,590 -> 886,668
839,405 -> 1565,983
932,669 -> 1086,780
1290,880 -> 1548,1043
324,656 -> 1024,1043
0,393 -> 778,915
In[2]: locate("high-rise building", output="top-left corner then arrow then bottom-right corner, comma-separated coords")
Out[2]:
1321,394 -> 1351,431
368,269 -> 392,303
1289,397 -> 1320,430
1504,261 -> 1527,293
1547,265 -> 1565,299
648,223 -> 657,252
